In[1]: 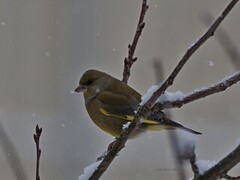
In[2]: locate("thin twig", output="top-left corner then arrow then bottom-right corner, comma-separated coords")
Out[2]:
154,70 -> 240,110
194,144 -> 240,180
122,0 -> 148,83
200,11 -> 240,69
185,143 -> 199,176
223,174 -> 240,180
0,121 -> 28,180
33,125 -> 42,180
89,1 -> 239,179
145,0 -> 239,108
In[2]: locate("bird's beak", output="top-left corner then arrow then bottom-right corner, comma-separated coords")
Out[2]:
74,84 -> 87,93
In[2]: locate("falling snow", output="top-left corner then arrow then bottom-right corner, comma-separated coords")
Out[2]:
209,61 -> 214,67
45,52 -> 50,57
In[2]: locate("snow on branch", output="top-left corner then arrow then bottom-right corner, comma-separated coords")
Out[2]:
153,70 -> 240,110
144,0 -> 239,107
85,1 -> 239,179
194,143 -> 240,180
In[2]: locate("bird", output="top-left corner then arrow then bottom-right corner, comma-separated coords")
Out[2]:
74,69 -> 201,138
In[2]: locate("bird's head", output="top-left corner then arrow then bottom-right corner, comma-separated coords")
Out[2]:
74,69 -> 109,101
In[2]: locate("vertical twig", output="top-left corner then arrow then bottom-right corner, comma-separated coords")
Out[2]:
122,0 -> 149,83
33,125 -> 42,180
200,11 -> 240,69
0,121 -> 28,180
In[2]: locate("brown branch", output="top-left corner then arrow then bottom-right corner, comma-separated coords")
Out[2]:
89,105 -> 151,180
122,0 -> 148,83
200,11 -> 240,69
154,70 -> 240,110
33,125 -> 42,180
223,174 -> 240,180
145,0 -> 239,108
194,144 -> 240,180
88,0 -> 239,179
188,148 -> 200,177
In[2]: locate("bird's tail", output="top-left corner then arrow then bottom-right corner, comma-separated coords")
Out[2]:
146,116 -> 201,135
177,123 -> 202,135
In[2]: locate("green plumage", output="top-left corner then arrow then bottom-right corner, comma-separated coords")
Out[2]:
75,69 -> 201,137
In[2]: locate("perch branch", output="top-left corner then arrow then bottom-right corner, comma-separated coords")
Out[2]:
88,0 -> 239,179
145,0 -> 239,106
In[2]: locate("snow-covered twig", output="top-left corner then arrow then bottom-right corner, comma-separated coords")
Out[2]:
88,0 -> 239,179
194,144 -> 240,180
154,70 -> 240,110
144,0 -> 239,107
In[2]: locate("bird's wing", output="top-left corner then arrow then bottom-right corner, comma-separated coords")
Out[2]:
97,91 -> 159,124
97,91 -> 201,134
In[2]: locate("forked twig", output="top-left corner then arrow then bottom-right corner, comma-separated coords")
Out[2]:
145,0 -> 239,107
88,1 -> 239,179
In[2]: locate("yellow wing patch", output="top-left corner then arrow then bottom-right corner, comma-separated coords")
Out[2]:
99,108 -> 159,125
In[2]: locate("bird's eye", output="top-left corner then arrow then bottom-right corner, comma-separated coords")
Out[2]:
85,79 -> 93,86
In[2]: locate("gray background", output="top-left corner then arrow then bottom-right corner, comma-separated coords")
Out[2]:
0,0 -> 239,179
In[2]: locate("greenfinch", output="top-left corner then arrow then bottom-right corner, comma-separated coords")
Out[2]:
74,69 -> 201,137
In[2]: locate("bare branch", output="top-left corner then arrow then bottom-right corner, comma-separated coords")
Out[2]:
194,144 -> 240,180
188,148 -> 199,177
89,105 -> 151,180
200,11 -> 240,69
33,125 -> 42,180
223,174 -> 240,180
145,0 -> 239,107
154,70 -> 240,110
88,1 -> 239,179
122,0 -> 148,83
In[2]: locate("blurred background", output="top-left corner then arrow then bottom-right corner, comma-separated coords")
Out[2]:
0,0 -> 239,179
